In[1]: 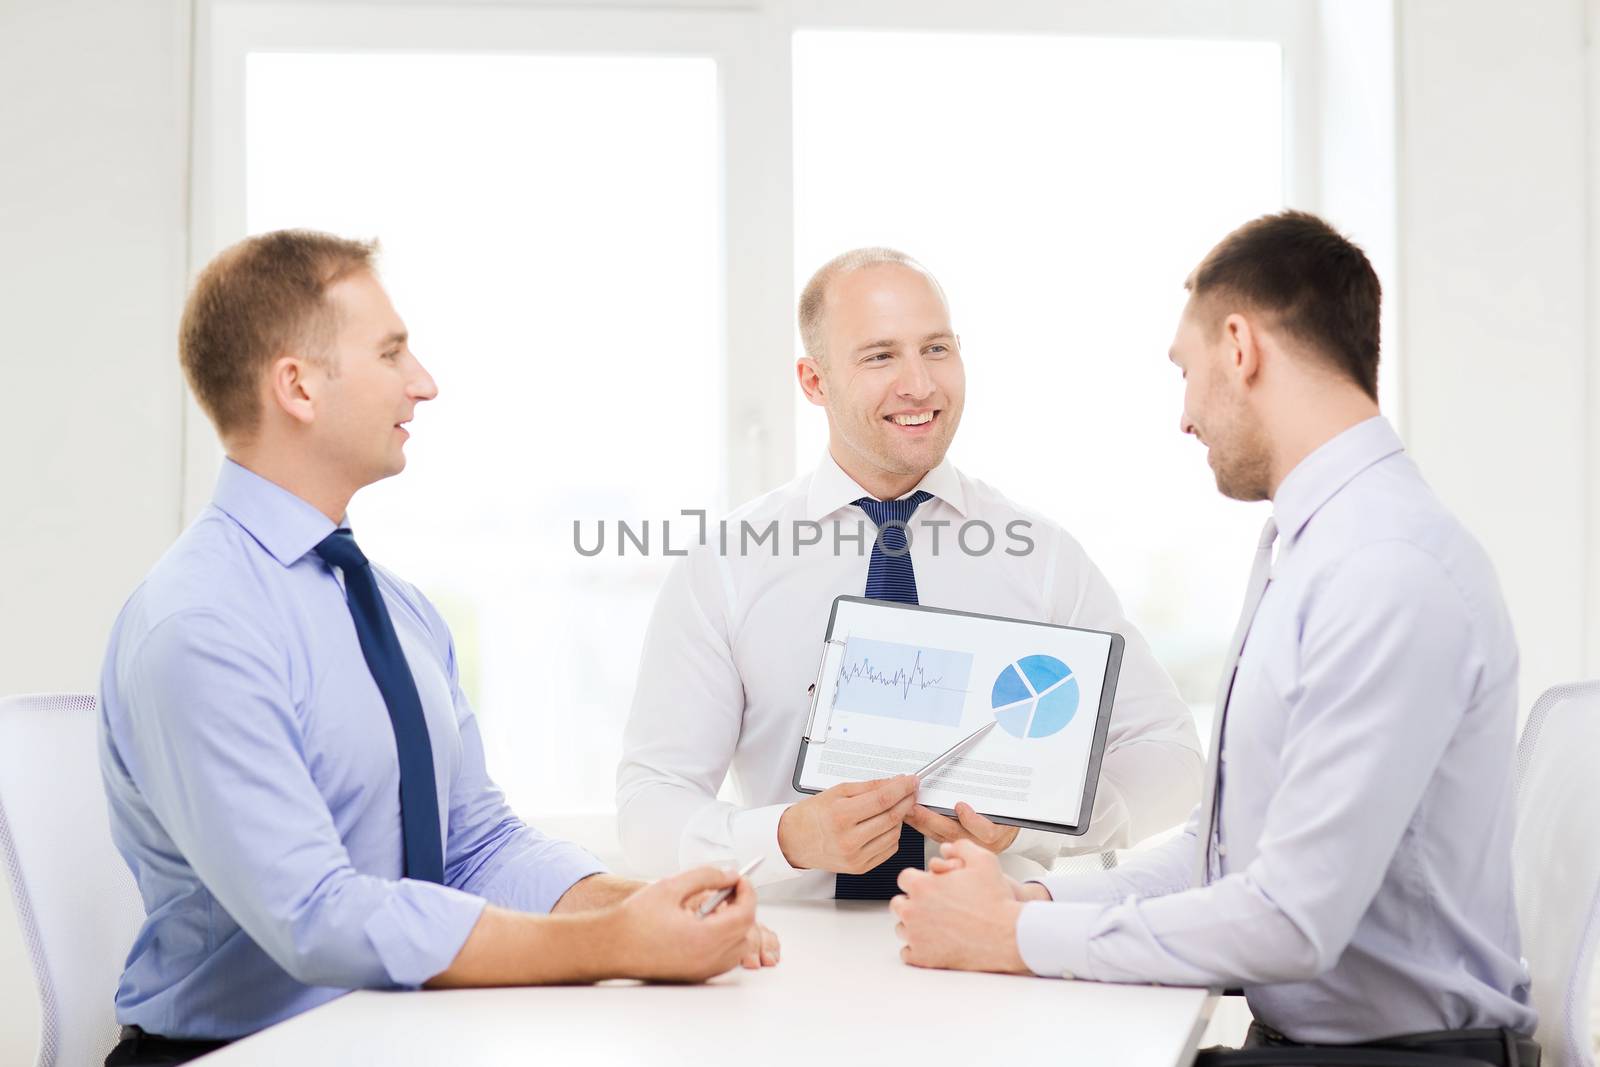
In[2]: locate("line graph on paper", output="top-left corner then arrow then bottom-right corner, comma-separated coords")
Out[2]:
831,636 -> 974,726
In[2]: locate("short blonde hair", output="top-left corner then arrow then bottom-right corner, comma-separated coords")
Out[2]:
179,229 -> 378,437
796,247 -> 944,361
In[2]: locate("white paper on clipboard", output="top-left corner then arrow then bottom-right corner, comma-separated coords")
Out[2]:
792,596 -> 1124,836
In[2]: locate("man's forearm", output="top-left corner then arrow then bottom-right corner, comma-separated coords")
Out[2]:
425,904 -> 630,987
552,873 -> 643,913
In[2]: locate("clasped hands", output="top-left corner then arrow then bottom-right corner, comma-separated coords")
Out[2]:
607,771 -> 1026,982
773,772 -> 1042,975
890,839 -> 1052,974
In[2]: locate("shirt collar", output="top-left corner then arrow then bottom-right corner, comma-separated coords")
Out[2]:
803,451 -> 969,520
1272,415 -> 1405,546
211,458 -> 341,568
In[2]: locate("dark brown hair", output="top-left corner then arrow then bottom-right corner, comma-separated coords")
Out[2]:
1186,210 -> 1381,400
179,229 -> 378,437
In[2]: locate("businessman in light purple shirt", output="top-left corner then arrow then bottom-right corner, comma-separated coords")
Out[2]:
890,212 -> 1537,1065
100,231 -> 776,1065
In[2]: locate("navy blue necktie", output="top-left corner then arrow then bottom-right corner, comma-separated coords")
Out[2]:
315,529 -> 445,884
835,490 -> 934,901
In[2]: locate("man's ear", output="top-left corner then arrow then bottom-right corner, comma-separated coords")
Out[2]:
267,353 -> 319,426
796,357 -> 828,407
1222,312 -> 1262,388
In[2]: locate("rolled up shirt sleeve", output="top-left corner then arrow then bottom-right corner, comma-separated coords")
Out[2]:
121,609 -> 486,990
441,700 -> 607,914
424,603 -> 607,913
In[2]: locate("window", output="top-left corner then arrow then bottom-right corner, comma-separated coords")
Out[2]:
793,30 -> 1284,709
246,51 -> 722,815
205,2 -> 1314,832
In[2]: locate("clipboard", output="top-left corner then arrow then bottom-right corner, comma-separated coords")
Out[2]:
791,596 -> 1124,836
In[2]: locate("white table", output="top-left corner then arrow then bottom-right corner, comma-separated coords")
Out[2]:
200,901 -> 1216,1066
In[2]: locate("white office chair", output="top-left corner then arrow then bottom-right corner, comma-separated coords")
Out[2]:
1514,681 -> 1600,1067
0,694 -> 144,1067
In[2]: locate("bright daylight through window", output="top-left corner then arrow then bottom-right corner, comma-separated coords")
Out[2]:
245,29 -> 1285,818
247,52 -> 722,815
794,30 -> 1284,717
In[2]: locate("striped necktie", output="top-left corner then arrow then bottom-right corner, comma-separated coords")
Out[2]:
835,489 -> 934,900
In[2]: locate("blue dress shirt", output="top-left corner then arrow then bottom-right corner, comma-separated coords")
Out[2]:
99,459 -> 606,1040
1015,417 -> 1537,1043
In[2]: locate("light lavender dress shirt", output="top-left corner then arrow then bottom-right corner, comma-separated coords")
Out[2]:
1015,417 -> 1536,1043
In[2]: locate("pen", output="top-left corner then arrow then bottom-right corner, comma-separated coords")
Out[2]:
697,856 -> 764,917
914,719 -> 998,781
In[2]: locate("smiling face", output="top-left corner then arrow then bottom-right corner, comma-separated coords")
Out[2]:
1169,295 -> 1272,502
308,270 -> 438,490
798,263 -> 965,496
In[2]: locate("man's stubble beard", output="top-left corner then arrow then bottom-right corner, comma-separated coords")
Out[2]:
1207,382 -> 1273,503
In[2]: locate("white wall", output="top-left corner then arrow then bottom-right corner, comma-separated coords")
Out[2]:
0,0 -> 192,697
0,0 -> 193,1059
0,0 -> 1595,1060
1590,0 -> 1600,680
1395,0 -> 1593,709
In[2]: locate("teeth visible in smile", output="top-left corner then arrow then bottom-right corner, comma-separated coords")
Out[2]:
891,412 -> 934,426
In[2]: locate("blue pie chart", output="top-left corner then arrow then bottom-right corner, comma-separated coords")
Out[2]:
990,655 -> 1079,739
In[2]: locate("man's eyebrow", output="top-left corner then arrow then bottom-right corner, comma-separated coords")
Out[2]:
854,339 -> 898,354
378,331 -> 408,349
921,332 -> 954,344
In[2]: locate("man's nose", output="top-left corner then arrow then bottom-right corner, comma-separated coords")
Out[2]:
411,358 -> 439,401
896,353 -> 935,399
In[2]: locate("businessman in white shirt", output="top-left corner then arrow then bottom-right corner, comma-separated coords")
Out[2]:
889,213 -> 1537,1064
617,247 -> 1203,899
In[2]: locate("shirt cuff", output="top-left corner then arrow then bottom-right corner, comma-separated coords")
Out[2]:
1015,900 -> 1101,979
731,802 -> 807,886
1035,867 -> 1121,905
469,841 -> 610,915
363,880 -> 488,988
541,856 -> 612,912
996,850 -> 1050,883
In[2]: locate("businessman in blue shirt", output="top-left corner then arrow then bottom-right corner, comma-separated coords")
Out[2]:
99,230 -> 776,1065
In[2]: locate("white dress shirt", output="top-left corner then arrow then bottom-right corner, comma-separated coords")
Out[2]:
1016,417 -> 1537,1043
616,454 -> 1203,897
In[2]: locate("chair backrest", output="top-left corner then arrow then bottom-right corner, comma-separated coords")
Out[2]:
1514,681 -> 1600,1067
0,694 -> 144,1067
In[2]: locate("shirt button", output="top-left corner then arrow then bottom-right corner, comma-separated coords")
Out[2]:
1061,970 -> 1075,980
1216,844 -> 1228,858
